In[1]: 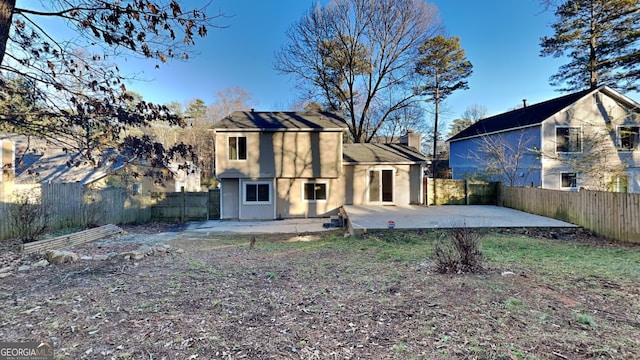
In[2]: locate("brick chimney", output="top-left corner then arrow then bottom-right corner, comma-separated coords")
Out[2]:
399,130 -> 422,152
1,139 -> 15,182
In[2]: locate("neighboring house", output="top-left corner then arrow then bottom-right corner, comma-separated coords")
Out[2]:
448,86 -> 640,192
213,111 -> 426,220
0,133 -> 200,195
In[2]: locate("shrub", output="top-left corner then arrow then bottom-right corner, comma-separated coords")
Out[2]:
433,226 -> 484,274
8,190 -> 51,243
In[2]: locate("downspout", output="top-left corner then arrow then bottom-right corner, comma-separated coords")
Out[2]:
539,124 -> 544,189
210,128 -> 223,219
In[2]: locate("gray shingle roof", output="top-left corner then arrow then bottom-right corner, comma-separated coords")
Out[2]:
448,88 -> 595,142
343,143 -> 427,164
2,133 -> 131,184
213,111 -> 348,131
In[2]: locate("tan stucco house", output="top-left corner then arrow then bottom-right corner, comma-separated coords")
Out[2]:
213,111 -> 426,220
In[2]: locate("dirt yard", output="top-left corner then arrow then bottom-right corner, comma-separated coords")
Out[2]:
1,225 -> 639,359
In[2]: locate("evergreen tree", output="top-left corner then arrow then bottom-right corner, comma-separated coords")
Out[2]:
540,0 -> 640,92
415,35 -> 472,169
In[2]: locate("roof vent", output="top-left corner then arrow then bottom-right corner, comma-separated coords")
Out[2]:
522,99 -> 527,108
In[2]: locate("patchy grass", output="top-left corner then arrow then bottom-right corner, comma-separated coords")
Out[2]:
1,229 -> 639,359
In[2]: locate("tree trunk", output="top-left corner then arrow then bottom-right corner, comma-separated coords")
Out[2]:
588,1 -> 598,89
0,0 -> 16,66
432,73 -> 439,205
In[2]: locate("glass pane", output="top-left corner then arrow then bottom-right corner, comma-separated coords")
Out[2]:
238,137 -> 247,160
229,137 -> 237,160
561,173 -> 576,188
620,127 -> 639,150
304,183 -> 315,200
569,128 -> 581,152
315,184 -> 327,200
246,184 -> 257,201
369,171 -> 380,202
556,128 -> 568,152
382,170 -> 393,202
257,184 -> 270,202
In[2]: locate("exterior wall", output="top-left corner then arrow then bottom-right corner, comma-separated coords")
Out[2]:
94,163 -> 199,194
343,164 -> 421,206
540,91 -> 640,191
408,164 -> 424,204
449,127 -> 543,186
1,140 -> 14,182
95,165 -> 170,193
215,130 -> 343,179
238,178 -> 275,220
275,177 -> 345,218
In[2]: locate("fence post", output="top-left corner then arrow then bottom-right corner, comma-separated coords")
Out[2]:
464,179 -> 469,205
181,187 -> 186,223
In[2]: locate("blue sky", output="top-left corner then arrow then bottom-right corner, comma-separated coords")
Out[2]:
122,1 -> 581,122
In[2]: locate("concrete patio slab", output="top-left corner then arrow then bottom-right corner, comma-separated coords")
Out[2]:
181,205 -> 578,235
184,218 -> 333,234
343,205 -> 578,233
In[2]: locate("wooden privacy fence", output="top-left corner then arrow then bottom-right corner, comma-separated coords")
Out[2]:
499,186 -> 640,244
1,183 -> 152,241
149,189 -> 219,222
1,183 -> 220,241
425,178 -> 498,205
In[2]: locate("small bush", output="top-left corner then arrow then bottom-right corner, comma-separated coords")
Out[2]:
8,190 -> 51,243
433,226 -> 484,274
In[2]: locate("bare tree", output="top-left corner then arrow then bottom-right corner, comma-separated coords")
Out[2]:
1,1 -> 223,164
208,86 -> 256,121
461,104 -> 487,122
275,0 -> 442,143
447,104 -> 487,138
472,131 -> 536,186
374,105 -> 426,144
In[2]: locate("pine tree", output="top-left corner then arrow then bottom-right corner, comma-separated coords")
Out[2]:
540,0 -> 640,92
415,35 -> 472,165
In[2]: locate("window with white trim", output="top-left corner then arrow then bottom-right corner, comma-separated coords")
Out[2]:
561,172 -> 577,189
303,182 -> 327,201
617,126 -> 640,151
244,182 -> 270,204
556,127 -> 582,153
608,174 -> 628,193
228,136 -> 247,160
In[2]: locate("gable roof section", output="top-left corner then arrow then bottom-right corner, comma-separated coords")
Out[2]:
343,143 -> 427,164
213,111 -> 348,131
448,88 -> 595,142
2,133 -> 134,184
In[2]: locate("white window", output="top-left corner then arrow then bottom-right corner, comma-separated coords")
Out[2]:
556,127 -> 582,153
617,126 -> 640,151
228,136 -> 247,160
244,181 -> 271,204
561,172 -> 577,189
303,182 -> 327,202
